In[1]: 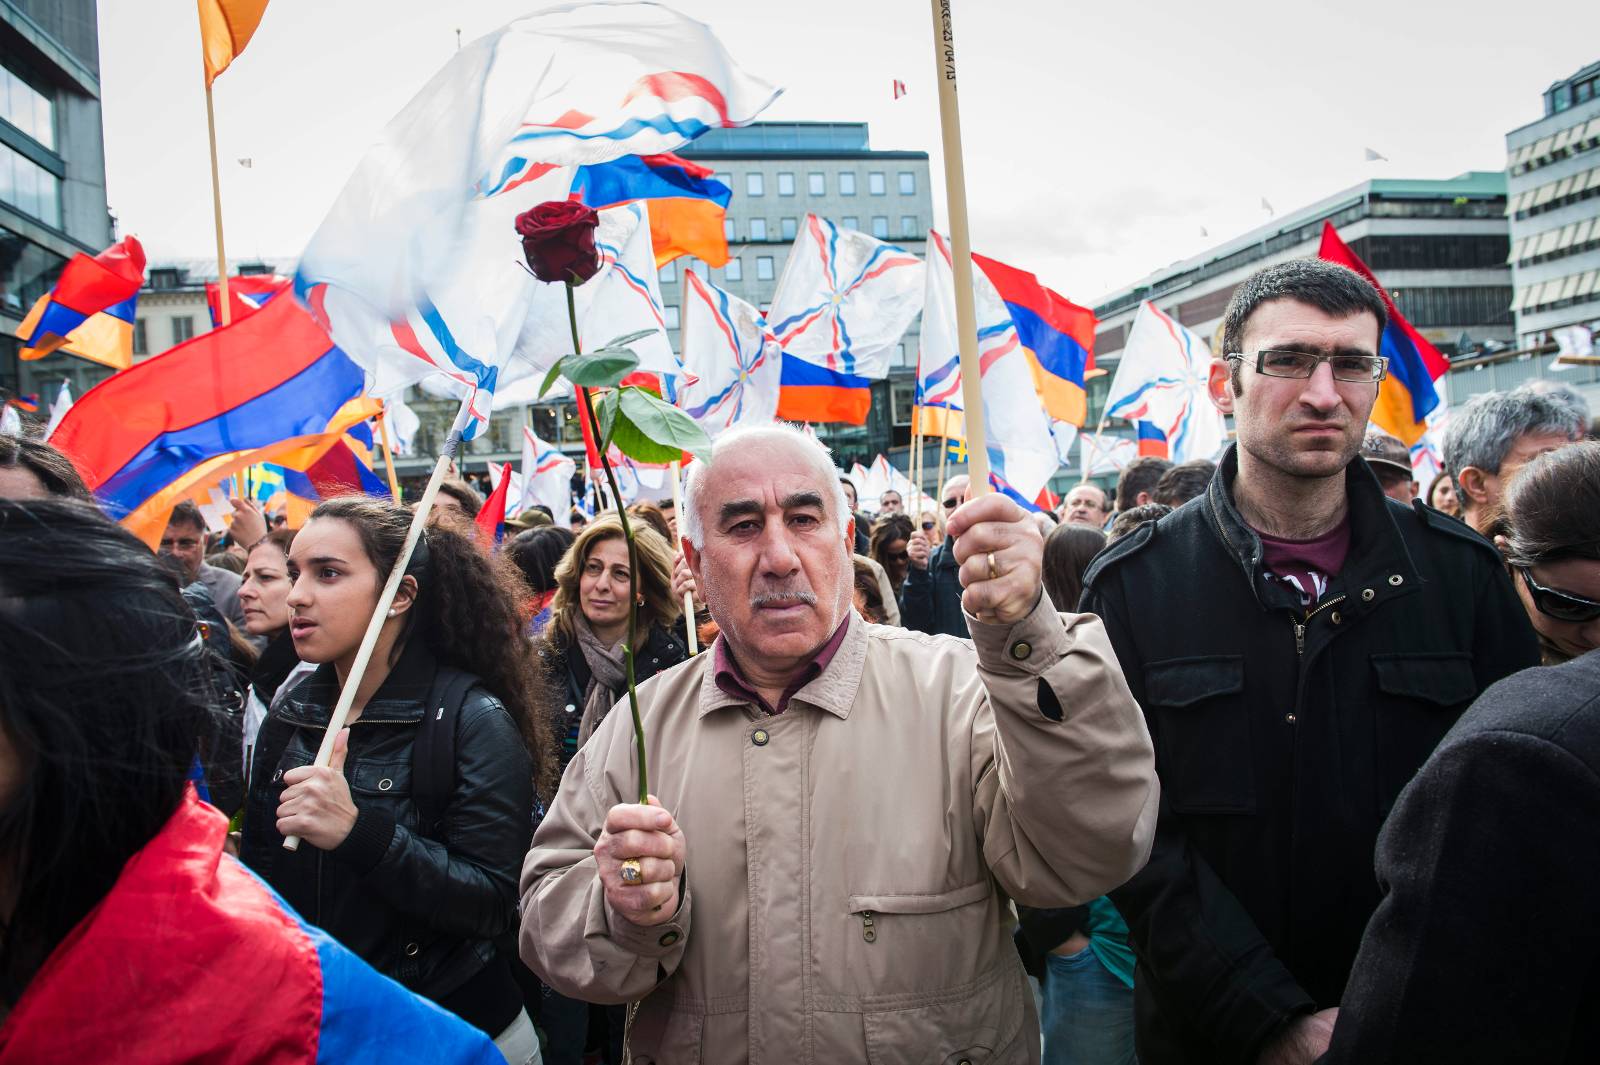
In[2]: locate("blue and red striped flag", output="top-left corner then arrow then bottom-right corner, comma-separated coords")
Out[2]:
775,354 -> 873,425
1136,421 -> 1169,457
1318,222 -> 1449,446
573,153 -> 732,267
206,272 -> 290,327
16,236 -> 145,371
973,252 -> 1097,427
476,461 -> 514,545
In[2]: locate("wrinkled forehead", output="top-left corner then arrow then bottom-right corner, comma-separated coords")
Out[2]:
702,442 -> 837,511
1067,486 -> 1103,504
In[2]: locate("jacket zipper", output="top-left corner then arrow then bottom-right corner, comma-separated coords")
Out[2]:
1292,595 -> 1347,656
858,911 -> 877,943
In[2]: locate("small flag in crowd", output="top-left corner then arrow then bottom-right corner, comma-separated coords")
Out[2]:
206,272 -> 290,327
0,403 -> 22,436
974,251 -> 1098,427
1081,434 -> 1138,479
573,153 -> 733,268
16,235 -> 145,371
678,270 -> 781,438
1363,147 -> 1389,162
520,427 -> 577,527
198,0 -> 272,85
1103,301 -> 1225,463
892,79 -> 907,99
477,462 -> 514,545
767,214 -> 925,382
1318,221 -> 1448,446
295,3 -> 778,439
43,380 -> 73,440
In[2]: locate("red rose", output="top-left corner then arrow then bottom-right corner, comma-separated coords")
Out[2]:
516,201 -> 602,285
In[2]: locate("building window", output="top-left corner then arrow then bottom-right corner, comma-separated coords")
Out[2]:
714,171 -> 733,189
808,172 -> 826,195
781,217 -> 797,241
664,305 -> 680,331
839,172 -> 857,196
871,216 -> 889,238
747,173 -> 765,197
1,66 -> 55,150
132,318 -> 147,355
777,172 -> 795,196
659,259 -> 676,283
869,172 -> 887,196
842,216 -> 859,230
723,218 -> 735,240
901,215 -> 919,238
749,218 -> 767,240
0,143 -> 62,227
172,316 -> 195,344
898,172 -> 915,195
724,257 -> 743,281
756,256 -> 775,281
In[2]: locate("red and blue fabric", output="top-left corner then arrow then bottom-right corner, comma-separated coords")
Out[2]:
0,788 -> 502,1064
775,352 -> 872,425
17,236 -> 145,370
281,439 -> 390,503
7,394 -> 40,414
683,279 -> 775,430
770,216 -> 921,377
1318,222 -> 1447,446
50,293 -> 366,521
476,463 -> 514,545
207,273 -> 292,327
989,464 -> 1045,513
1136,421 -> 1170,458
573,152 -> 730,211
974,252 -> 1096,426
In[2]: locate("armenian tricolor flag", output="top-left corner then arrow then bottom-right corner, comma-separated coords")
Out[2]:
16,236 -> 145,371
1318,222 -> 1448,446
49,291 -> 371,541
1136,421 -> 1169,457
573,153 -> 733,267
774,353 -> 873,425
206,273 -> 291,327
972,252 -> 1097,426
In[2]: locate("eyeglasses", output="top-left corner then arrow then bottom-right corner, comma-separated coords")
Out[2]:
887,550 -> 909,563
1225,350 -> 1389,383
942,498 -> 959,509
1518,567 -> 1600,623
921,520 -> 936,531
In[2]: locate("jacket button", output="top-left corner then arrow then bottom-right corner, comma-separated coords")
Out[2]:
565,703 -> 577,715
1285,713 -> 1297,724
403,942 -> 420,956
1362,588 -> 1375,601
1388,574 -> 1404,586
1009,641 -> 1032,661
378,778 -> 394,791
658,930 -> 680,947
752,729 -> 770,747
1330,611 -> 1342,625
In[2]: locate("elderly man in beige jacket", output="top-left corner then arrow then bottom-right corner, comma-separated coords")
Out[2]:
521,425 -> 1158,1064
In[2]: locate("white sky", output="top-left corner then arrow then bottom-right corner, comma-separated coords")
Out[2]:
99,0 -> 1600,305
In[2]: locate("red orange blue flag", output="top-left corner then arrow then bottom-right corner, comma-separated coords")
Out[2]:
573,153 -> 732,267
16,236 -> 145,371
206,272 -> 290,327
1318,222 -> 1448,446
972,252 -> 1097,427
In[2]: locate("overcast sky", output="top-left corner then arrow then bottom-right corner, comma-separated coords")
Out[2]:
100,0 -> 1599,305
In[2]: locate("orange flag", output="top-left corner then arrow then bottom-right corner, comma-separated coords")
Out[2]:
198,0 -> 271,85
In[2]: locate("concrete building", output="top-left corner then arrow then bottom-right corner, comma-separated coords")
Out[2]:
0,0 -> 116,402
1505,59 -> 1600,346
680,121 -> 933,466
1091,172 -> 1526,447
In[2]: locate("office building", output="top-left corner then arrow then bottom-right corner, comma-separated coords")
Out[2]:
0,0 -> 116,401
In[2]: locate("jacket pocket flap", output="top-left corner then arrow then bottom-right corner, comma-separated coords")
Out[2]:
849,879 -> 992,915
1143,655 -> 1245,708
350,761 -> 413,795
1371,653 -> 1477,706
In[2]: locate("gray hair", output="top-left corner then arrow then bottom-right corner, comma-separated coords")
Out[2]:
681,424 -> 852,548
1443,384 -> 1588,482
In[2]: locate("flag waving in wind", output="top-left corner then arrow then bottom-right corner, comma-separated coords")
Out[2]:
677,270 -> 781,438
1318,222 -> 1448,446
520,427 -> 577,527
573,153 -> 732,267
767,215 -> 925,381
1103,301 -> 1226,463
198,0 -> 271,85
295,2 -> 779,439
17,236 -> 145,371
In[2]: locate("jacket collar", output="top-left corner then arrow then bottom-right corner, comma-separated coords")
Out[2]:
277,638 -> 440,727
1205,443 -> 1422,613
697,609 -> 867,721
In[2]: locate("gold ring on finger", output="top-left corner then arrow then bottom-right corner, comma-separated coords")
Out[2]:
987,551 -> 998,581
620,858 -> 643,884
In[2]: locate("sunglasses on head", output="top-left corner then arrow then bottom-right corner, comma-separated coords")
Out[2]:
1518,567 -> 1600,624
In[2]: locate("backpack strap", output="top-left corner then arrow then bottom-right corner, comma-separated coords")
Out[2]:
412,670 -> 476,837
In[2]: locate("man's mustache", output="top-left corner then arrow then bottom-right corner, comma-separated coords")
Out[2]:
750,586 -> 817,608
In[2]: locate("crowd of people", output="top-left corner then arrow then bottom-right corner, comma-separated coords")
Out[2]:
1,255 -> 1598,1064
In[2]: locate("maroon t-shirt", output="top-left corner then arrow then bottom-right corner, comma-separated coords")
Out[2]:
1255,515 -> 1351,609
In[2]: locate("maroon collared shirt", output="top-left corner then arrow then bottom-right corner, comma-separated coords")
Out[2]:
713,616 -> 853,716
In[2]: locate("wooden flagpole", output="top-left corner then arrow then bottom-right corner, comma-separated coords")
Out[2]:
202,78 -> 246,502
1078,409 -> 1112,485
670,459 -> 698,655
929,0 -> 990,496
377,401 -> 404,501
283,402 -> 470,850
935,418 -> 951,521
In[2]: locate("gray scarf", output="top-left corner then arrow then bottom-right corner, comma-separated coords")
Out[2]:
574,616 -> 629,747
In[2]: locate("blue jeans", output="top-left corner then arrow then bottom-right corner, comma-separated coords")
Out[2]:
1040,946 -> 1137,1065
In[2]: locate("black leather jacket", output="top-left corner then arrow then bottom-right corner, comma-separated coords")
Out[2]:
240,640 -> 534,1007
900,536 -> 969,639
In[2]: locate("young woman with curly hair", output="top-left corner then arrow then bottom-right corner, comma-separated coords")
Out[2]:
238,497 -> 557,1064
868,512 -> 914,593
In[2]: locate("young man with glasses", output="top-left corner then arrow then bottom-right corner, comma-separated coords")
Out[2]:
1081,259 -> 1539,1065
903,474 -> 970,637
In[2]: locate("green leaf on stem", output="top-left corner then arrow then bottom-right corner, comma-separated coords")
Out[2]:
597,389 -> 622,454
609,386 -> 713,464
536,357 -> 567,400
600,328 -> 657,351
561,348 -> 641,389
